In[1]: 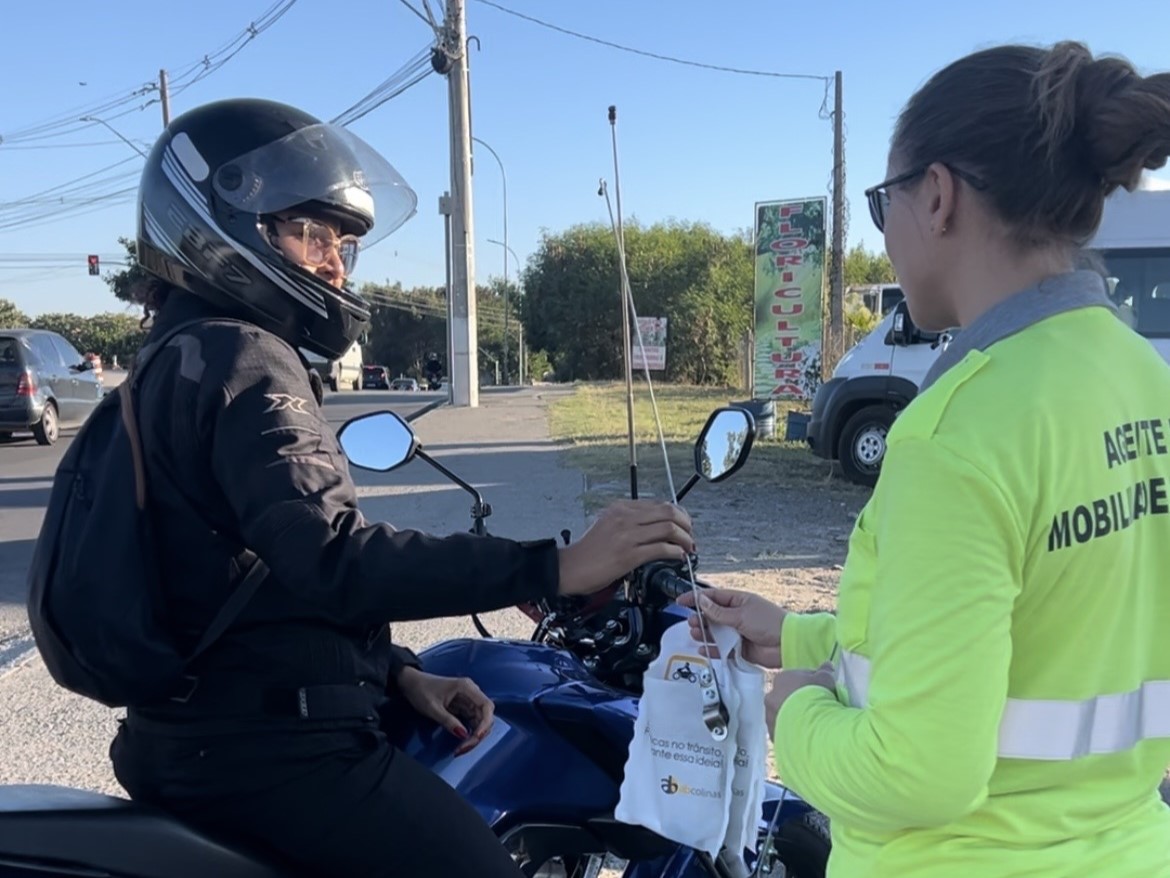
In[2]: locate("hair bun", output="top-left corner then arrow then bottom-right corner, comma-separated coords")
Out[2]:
1037,42 -> 1170,193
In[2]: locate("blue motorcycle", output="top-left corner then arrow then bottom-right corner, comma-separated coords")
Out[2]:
338,403 -> 832,878
0,404 -> 831,878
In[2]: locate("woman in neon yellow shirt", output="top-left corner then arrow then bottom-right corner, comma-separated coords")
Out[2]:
682,40 -> 1170,877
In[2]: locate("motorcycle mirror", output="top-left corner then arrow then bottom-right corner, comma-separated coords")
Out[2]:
695,407 -> 755,482
674,407 -> 756,502
337,410 -> 419,473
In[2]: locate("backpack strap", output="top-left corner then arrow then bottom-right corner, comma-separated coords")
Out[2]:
118,318 -> 219,511
188,558 -> 269,660
120,316 -> 271,663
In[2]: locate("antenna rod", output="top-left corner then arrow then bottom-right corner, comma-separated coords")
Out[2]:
608,105 -> 638,499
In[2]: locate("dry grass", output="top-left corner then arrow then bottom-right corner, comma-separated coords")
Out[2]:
548,382 -> 835,509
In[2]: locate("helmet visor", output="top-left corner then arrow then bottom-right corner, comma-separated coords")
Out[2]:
212,123 -> 418,247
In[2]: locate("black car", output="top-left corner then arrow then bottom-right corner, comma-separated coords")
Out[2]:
361,365 -> 390,390
0,329 -> 103,445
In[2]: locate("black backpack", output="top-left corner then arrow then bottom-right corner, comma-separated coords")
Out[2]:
26,318 -> 268,708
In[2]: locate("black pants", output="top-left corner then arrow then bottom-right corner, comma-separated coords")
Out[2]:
110,718 -> 525,878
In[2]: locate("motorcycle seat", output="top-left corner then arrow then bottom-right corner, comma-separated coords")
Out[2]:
0,785 -> 289,878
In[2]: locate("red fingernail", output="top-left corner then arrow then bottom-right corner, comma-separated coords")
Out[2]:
453,726 -> 469,739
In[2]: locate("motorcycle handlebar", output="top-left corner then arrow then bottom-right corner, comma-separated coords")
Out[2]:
649,567 -> 700,601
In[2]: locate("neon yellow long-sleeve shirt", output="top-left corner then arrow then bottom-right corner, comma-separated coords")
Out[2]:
774,291 -> 1170,876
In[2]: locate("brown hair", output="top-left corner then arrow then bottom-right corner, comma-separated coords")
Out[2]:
134,276 -> 175,329
892,41 -> 1170,248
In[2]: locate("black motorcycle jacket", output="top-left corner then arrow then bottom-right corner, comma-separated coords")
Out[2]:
129,292 -> 560,728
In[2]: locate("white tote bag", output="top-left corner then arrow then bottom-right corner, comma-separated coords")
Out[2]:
722,650 -> 767,866
615,620 -> 742,857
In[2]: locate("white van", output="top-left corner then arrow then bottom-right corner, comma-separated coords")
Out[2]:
807,186 -> 1170,486
302,340 -> 363,392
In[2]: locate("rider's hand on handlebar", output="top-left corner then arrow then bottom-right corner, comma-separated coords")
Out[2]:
557,500 -> 695,597
676,587 -> 785,669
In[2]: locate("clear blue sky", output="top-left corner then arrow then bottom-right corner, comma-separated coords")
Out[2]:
2,0 -> 1168,317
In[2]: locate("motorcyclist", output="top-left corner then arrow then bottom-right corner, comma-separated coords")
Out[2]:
683,41 -> 1170,877
107,97 -> 695,878
424,352 -> 442,389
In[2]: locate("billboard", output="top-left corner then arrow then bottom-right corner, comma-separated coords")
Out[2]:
753,197 -> 827,401
633,316 -> 667,371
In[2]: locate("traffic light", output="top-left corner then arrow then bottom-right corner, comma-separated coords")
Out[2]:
87,255 -> 99,276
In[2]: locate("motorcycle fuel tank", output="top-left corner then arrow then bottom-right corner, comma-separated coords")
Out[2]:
389,638 -> 627,832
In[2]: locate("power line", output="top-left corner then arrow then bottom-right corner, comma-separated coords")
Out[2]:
330,44 -> 436,126
471,0 -> 829,82
0,253 -> 127,262
0,139 -> 149,151
364,289 -> 512,328
0,7 -> 431,264
0,0 -> 298,147
398,0 -> 443,34
166,0 -> 299,99
0,1 -> 298,231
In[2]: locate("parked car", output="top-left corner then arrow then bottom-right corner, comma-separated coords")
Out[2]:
391,377 -> 419,392
0,329 -> 102,445
362,365 -> 391,390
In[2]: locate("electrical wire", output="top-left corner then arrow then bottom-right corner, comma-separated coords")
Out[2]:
0,10 -> 427,232
0,0 -> 298,147
0,139 -> 147,151
166,0 -> 298,100
0,0 -> 300,237
472,0 -> 829,82
363,289 -> 513,329
330,45 -> 436,126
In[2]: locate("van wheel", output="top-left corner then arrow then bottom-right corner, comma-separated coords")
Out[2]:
328,377 -> 339,393
33,402 -> 59,446
837,405 -> 895,487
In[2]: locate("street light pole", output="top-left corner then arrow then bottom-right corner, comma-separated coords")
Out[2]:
487,237 -> 524,384
80,116 -> 149,159
471,136 -> 509,383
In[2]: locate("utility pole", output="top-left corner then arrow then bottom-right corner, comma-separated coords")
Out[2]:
829,70 -> 845,370
159,69 -> 171,128
441,0 -> 478,407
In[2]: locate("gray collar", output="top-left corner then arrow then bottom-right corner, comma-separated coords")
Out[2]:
920,270 -> 1115,393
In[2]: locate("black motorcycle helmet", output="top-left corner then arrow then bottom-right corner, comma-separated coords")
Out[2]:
136,98 -> 417,359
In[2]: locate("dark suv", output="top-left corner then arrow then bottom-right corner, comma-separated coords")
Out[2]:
0,329 -> 102,445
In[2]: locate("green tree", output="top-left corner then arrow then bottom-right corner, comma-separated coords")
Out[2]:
522,220 -> 753,384
360,280 -> 523,384
360,283 -> 448,379
0,299 -> 29,329
104,237 -> 153,306
28,312 -> 144,363
844,242 -> 895,286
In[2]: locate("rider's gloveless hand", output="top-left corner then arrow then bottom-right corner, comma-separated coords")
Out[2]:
557,500 -> 695,596
676,587 -> 786,668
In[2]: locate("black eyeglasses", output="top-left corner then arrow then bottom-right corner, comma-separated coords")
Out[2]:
864,164 -> 988,232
